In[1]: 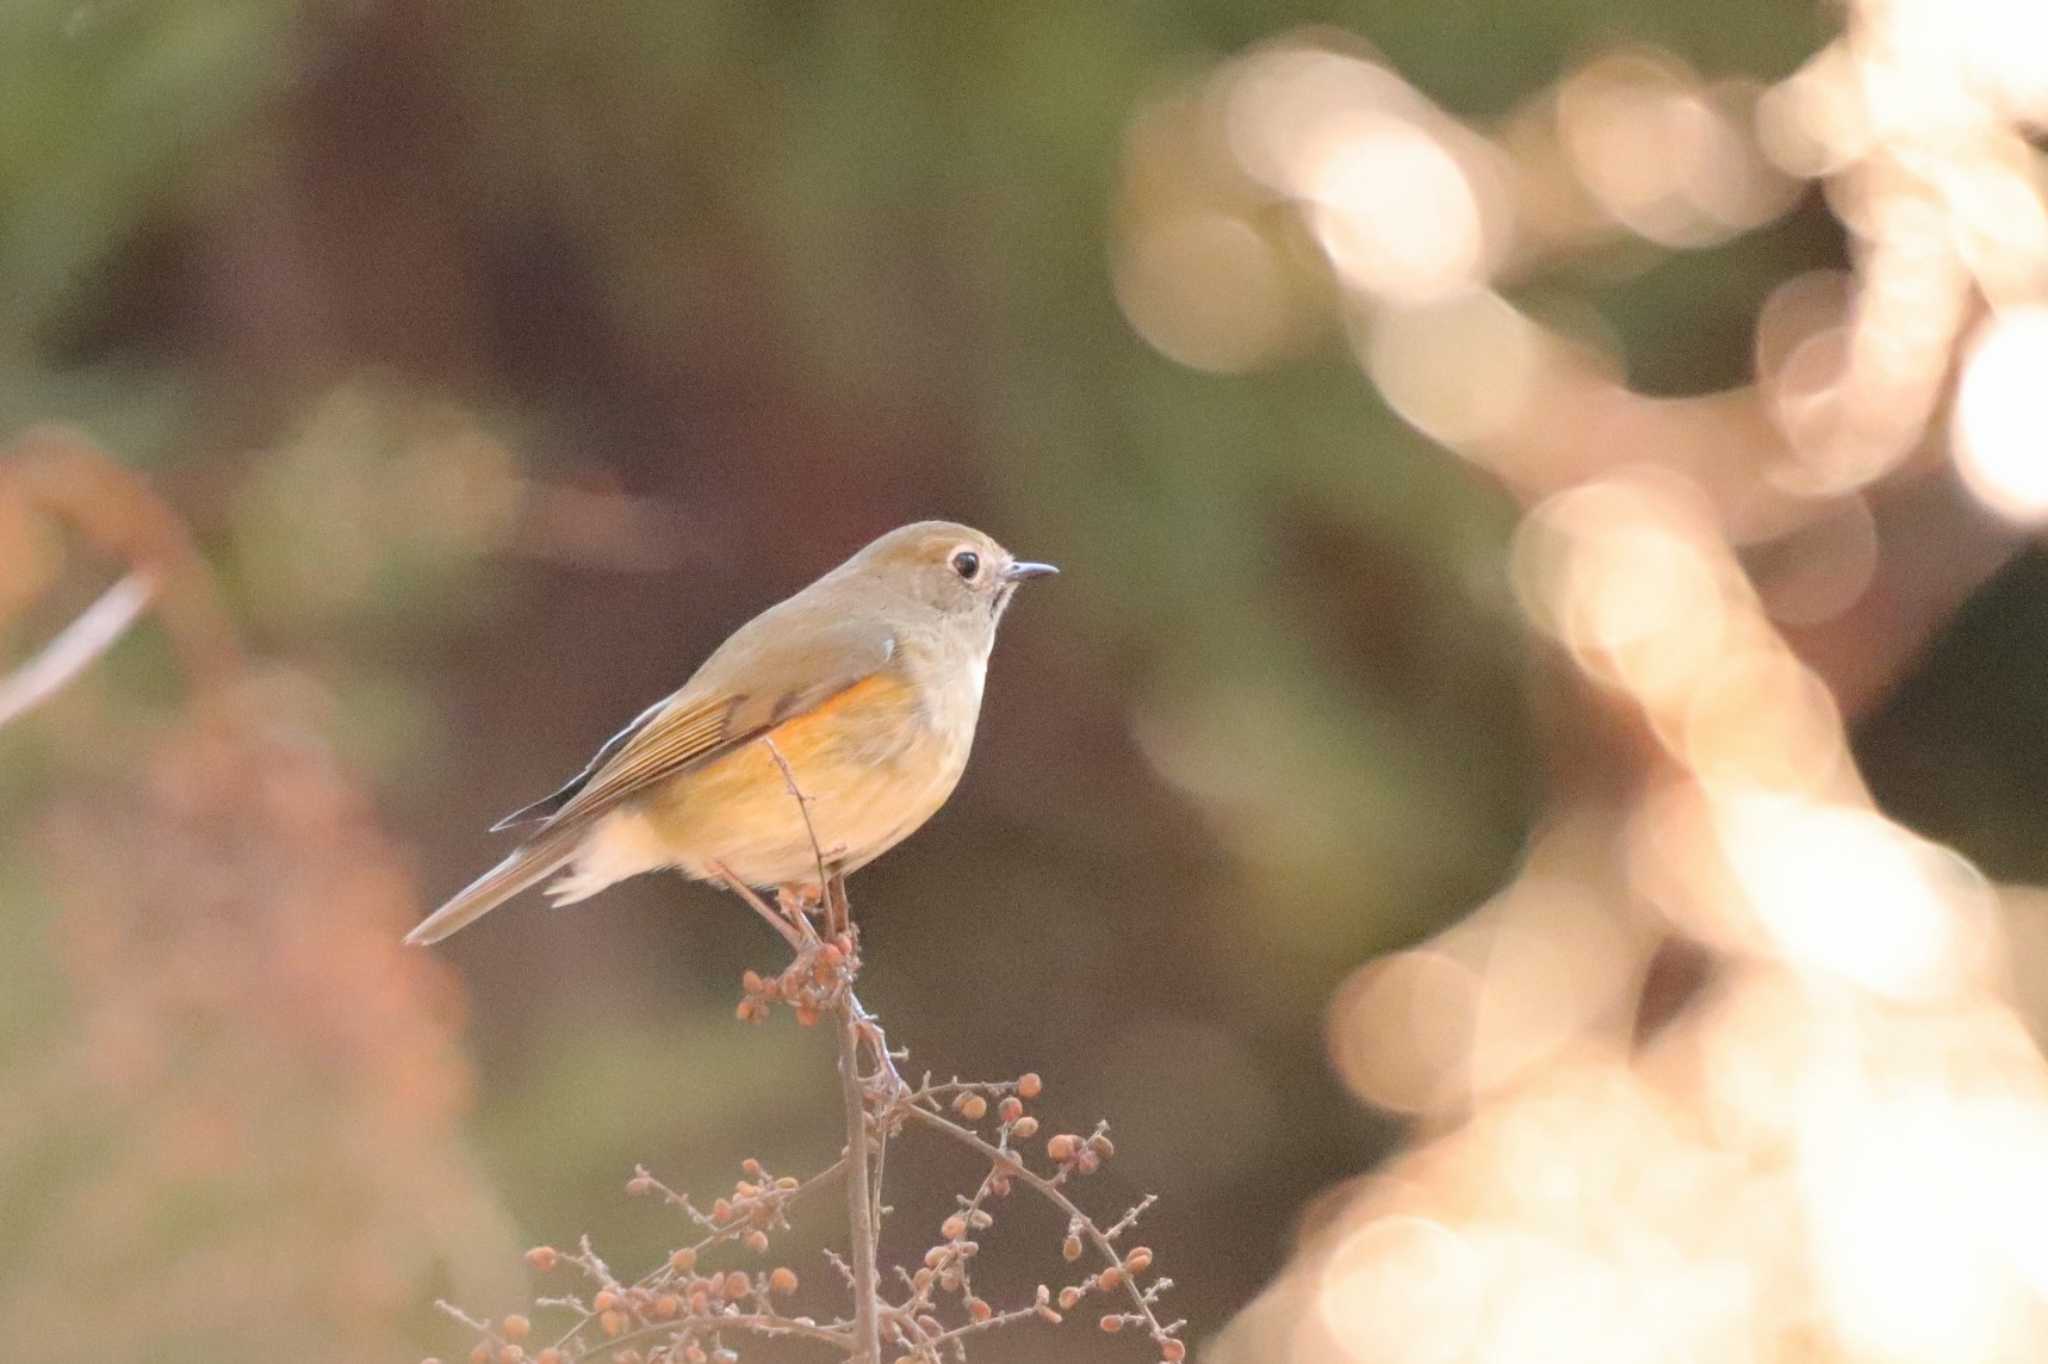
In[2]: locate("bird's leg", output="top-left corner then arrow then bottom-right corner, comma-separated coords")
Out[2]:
826,868 -> 852,941
712,863 -> 803,952
774,881 -> 827,944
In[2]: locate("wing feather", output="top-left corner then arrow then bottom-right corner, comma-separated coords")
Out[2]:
502,618 -> 897,836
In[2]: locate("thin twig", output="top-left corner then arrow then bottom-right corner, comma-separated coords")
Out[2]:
901,1103 -> 1178,1352
836,966 -> 883,1364
0,571 -> 156,729
755,737 -> 884,1363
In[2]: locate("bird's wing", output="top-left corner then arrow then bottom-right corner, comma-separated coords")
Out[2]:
495,616 -> 898,835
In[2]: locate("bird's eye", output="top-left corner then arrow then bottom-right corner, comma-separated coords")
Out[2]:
951,549 -> 981,580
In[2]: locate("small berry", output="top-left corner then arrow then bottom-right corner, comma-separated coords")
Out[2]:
1018,1072 -> 1043,1098
1099,1266 -> 1124,1291
1162,1340 -> 1187,1361
744,1229 -> 770,1253
626,1175 -> 653,1196
942,1214 -> 967,1239
770,1266 -> 799,1295
967,1297 -> 993,1322
1011,1115 -> 1040,1139
998,1097 -> 1024,1122
654,1294 -> 681,1320
724,1271 -> 751,1298
536,1352 -> 564,1364
1063,1234 -> 1083,1262
599,1310 -> 625,1337
469,1347 -> 490,1364
496,1348 -> 524,1364
742,1157 -> 764,1176
669,1247 -> 698,1272
1126,1247 -> 1154,1273
712,1198 -> 734,1223
1089,1134 -> 1117,1158
1059,1287 -> 1084,1310
1047,1134 -> 1078,1161
501,1315 -> 531,1342
592,1289 -> 620,1313
960,1095 -> 988,1121
524,1245 -> 558,1272
1100,1314 -> 1124,1333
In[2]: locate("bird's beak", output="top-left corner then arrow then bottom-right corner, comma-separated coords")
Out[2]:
1004,560 -> 1059,582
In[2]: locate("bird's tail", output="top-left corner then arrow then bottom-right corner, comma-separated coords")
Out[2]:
404,827 -> 583,946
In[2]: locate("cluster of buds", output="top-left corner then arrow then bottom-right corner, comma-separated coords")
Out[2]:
734,932 -> 857,1025
624,1157 -> 812,1254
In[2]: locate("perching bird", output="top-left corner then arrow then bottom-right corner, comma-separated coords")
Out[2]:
404,521 -> 1056,946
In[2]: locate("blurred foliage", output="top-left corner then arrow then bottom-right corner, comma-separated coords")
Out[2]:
7,0 -> 2045,1360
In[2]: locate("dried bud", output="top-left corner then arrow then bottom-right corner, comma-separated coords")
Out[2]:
1063,1234 -> 1084,1262
969,1210 -> 994,1229
669,1247 -> 698,1272
960,1094 -> 988,1121
735,1180 -> 759,1198
501,1315 -> 531,1342
742,1157 -> 764,1176
795,1005 -> 821,1027
924,1245 -> 949,1268
724,1271 -> 751,1299
1018,1072 -> 1043,1098
998,1097 -> 1024,1123
1047,1134 -> 1079,1162
1011,1115 -> 1040,1140
1076,1149 -> 1101,1175
1162,1340 -> 1187,1361
776,1176 -> 800,1191
941,1214 -> 967,1240
1126,1246 -> 1154,1273
1059,1286 -> 1084,1310
1099,1266 -> 1124,1291
625,1175 -> 653,1196
1100,1314 -> 1125,1333
524,1245 -> 559,1272
770,1266 -> 799,1295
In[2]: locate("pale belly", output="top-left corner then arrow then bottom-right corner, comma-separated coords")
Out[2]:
546,703 -> 974,903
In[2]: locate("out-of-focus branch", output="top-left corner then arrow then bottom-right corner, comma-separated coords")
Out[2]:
0,571 -> 156,728
0,424 -> 245,722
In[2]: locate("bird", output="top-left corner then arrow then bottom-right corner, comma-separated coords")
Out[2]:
404,521 -> 1057,946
